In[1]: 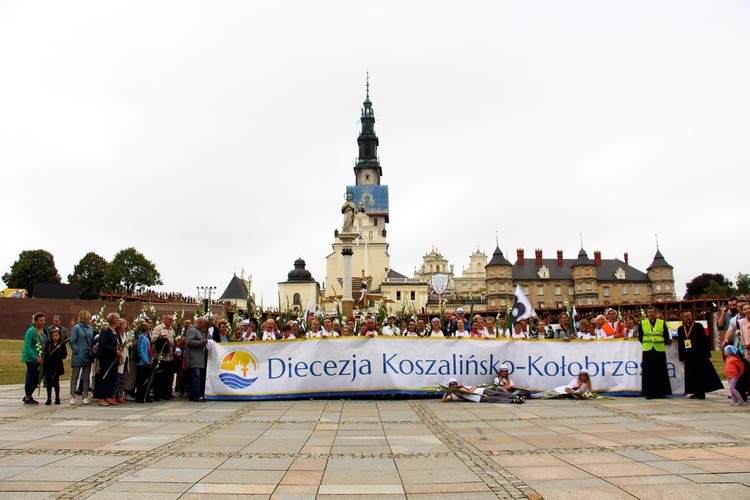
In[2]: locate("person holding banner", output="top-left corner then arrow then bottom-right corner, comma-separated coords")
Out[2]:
638,305 -> 672,399
677,310 -> 722,399
442,378 -> 525,404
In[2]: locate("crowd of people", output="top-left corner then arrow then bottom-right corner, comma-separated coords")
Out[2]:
20,299 -> 746,405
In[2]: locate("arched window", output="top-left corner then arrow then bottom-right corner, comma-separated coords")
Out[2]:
293,293 -> 301,305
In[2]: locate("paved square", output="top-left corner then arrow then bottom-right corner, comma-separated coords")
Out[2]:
1,383 -> 749,499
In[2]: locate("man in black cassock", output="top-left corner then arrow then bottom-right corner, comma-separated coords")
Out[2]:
638,305 -> 672,399
677,310 -> 723,399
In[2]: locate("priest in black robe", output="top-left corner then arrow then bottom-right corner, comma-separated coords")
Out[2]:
677,310 -> 723,399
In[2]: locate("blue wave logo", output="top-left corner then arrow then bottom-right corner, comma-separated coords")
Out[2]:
219,372 -> 258,389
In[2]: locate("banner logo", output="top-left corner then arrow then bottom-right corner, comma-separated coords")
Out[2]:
218,349 -> 259,389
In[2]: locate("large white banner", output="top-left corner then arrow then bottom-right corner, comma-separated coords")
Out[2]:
206,338 -> 685,400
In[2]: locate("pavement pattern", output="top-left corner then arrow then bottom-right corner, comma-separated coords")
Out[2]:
1,383 -> 749,499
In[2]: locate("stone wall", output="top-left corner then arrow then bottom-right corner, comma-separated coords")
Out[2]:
0,299 -> 225,340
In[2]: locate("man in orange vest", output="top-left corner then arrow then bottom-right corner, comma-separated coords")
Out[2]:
598,308 -> 625,338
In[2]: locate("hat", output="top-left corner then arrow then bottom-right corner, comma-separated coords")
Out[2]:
725,345 -> 739,356
579,368 -> 589,374
456,308 -> 465,314
498,364 -> 509,371
91,315 -> 99,321
50,327 -> 60,333
448,377 -> 458,384
242,319 -> 250,326
388,313 -> 397,319
605,308 -> 617,314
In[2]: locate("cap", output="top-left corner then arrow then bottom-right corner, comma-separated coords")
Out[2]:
579,368 -> 589,374
725,345 -> 739,356
242,319 -> 250,326
498,364 -> 509,371
456,308 -> 465,314
448,377 -> 458,384
605,308 -> 617,314
388,313 -> 397,319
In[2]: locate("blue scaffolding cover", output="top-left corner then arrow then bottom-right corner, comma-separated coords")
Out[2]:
346,185 -> 389,219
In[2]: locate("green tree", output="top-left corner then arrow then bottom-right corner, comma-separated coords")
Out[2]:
68,252 -> 109,300
736,273 -> 750,295
2,249 -> 61,292
685,273 -> 735,299
104,247 -> 163,294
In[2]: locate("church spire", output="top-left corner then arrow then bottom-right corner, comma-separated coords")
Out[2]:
354,73 -> 382,186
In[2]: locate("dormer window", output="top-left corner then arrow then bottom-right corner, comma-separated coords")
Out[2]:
537,265 -> 549,279
614,267 -> 626,280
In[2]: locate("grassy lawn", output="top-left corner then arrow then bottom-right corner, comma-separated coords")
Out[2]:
0,340 -> 72,385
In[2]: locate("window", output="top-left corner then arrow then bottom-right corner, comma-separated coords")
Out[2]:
490,284 -> 495,292
576,269 -> 581,276
656,284 -> 662,291
500,298 -> 506,306
293,293 -> 301,305
556,302 -> 563,308
410,291 -> 415,301
396,291 -> 401,301
430,265 -> 433,272
555,285 -> 561,296
586,283 -> 592,291
647,287 -> 652,295
374,218 -> 378,226
603,286 -> 610,297
539,302 -> 545,308
587,298 -> 593,305
663,270 -> 669,277
537,286 -> 544,296
634,285 -> 640,295
569,286 -> 575,295
622,285 -> 628,295
499,269 -> 504,275
490,299 -> 495,307
490,270 -> 495,276
666,284 -> 670,290
577,283 -> 582,291
499,283 -> 505,291
523,286 -> 530,295
578,298 -> 584,305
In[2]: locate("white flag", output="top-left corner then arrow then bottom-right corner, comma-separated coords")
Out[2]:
511,285 -> 536,322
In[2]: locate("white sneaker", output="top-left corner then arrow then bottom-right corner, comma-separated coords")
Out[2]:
70,398 -> 76,405
82,398 -> 90,405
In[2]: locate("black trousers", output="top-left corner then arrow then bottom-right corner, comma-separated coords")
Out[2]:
135,364 -> 152,402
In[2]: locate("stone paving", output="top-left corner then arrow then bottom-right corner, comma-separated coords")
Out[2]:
1,383 -> 750,499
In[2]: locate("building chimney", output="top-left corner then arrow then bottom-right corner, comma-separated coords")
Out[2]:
535,249 -> 543,266
594,250 -> 602,266
624,252 -> 629,264
516,248 -> 525,266
557,249 -> 563,266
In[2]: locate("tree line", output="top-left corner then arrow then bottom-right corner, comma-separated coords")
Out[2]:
2,248 -> 162,299
684,273 -> 750,299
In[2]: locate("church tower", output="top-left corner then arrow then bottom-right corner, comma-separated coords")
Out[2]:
324,77 -> 391,305
354,76 -> 383,187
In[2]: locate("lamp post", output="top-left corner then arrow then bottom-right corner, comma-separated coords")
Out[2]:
198,286 -> 216,316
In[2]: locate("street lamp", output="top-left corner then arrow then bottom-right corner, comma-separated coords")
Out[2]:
197,286 -> 216,316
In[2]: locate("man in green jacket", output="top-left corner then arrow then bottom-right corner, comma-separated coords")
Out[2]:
21,313 -> 46,405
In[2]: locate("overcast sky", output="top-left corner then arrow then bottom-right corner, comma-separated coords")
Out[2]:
1,1 -> 748,304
